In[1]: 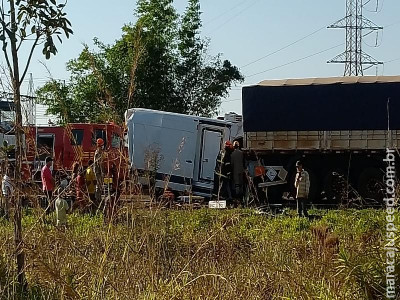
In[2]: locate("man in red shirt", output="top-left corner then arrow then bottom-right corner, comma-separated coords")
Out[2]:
41,156 -> 55,209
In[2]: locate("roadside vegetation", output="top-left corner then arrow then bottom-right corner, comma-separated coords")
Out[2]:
0,207 -> 398,299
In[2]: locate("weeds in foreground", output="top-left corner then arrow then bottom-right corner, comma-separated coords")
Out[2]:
0,208 -> 398,299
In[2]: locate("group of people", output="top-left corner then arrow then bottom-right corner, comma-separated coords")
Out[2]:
1,137 -> 311,222
214,140 -> 245,206
0,137 -> 121,226
40,137 -> 109,225
213,140 -> 311,216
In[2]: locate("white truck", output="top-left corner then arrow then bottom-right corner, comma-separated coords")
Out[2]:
125,108 -> 242,198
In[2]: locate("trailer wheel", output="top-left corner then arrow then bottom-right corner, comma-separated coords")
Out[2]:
307,169 -> 319,203
323,169 -> 347,204
357,167 -> 384,204
266,186 -> 284,205
154,187 -> 164,202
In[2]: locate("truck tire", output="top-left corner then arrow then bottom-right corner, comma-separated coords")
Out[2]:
323,169 -> 347,204
154,187 -> 164,202
307,169 -> 319,204
266,185 -> 284,205
357,167 -> 384,204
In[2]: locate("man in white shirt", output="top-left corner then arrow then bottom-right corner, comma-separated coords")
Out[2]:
1,168 -> 13,220
294,160 -> 310,217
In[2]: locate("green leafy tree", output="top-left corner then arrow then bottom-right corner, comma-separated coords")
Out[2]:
37,0 -> 243,124
0,0 -> 72,288
35,79 -> 77,124
176,0 -> 243,116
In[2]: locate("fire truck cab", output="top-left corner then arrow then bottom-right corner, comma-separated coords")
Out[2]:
25,123 -> 126,182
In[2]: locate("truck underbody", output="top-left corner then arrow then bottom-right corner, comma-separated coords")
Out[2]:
249,149 -> 394,207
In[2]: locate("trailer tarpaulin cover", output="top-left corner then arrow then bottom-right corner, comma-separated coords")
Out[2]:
242,76 -> 400,132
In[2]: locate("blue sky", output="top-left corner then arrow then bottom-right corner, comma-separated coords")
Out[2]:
6,0 -> 400,118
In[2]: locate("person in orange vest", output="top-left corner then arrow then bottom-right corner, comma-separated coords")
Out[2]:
93,138 -> 104,210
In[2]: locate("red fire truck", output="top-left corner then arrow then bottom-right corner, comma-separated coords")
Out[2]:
23,122 -> 128,182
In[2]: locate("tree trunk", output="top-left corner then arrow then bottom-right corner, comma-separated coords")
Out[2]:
10,0 -> 26,289
12,85 -> 26,288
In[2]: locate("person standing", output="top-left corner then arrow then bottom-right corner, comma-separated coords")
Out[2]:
55,180 -> 69,226
41,157 -> 55,211
105,163 -> 120,223
294,160 -> 310,217
1,167 -> 13,220
75,165 -> 85,211
214,141 -> 233,203
85,159 -> 96,212
71,162 -> 79,207
231,140 -> 245,203
94,138 -> 104,209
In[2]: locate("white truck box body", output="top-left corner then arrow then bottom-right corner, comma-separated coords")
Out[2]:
126,108 -> 238,197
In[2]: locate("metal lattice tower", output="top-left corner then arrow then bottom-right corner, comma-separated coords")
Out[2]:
328,0 -> 383,76
26,73 -> 36,125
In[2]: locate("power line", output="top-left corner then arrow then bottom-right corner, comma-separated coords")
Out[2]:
225,55 -> 400,106
243,21 -> 396,79
363,0 -> 385,13
221,98 -> 241,103
240,26 -> 326,69
203,0 -> 251,27
384,57 -> 400,64
385,20 -> 400,28
245,43 -> 344,78
207,0 -> 263,35
241,19 -> 400,72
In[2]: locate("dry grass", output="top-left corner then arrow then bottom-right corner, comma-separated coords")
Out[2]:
0,207 -> 398,299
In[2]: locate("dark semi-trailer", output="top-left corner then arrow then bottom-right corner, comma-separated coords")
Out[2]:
242,76 -> 400,207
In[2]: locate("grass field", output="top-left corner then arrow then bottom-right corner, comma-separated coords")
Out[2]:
0,207 -> 399,299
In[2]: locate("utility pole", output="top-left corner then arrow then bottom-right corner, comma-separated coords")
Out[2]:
328,0 -> 383,76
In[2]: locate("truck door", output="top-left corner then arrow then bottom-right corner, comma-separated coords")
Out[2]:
37,134 -> 55,162
199,129 -> 223,181
34,134 -> 55,181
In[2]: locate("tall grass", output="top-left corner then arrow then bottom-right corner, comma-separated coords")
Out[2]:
0,208 -> 398,299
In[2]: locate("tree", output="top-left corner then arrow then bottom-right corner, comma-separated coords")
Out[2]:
0,0 -> 72,288
176,0 -> 243,116
37,0 -> 243,123
35,79 -> 77,124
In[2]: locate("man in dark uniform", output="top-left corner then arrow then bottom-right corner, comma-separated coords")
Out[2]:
213,141 -> 233,203
231,140 -> 245,203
